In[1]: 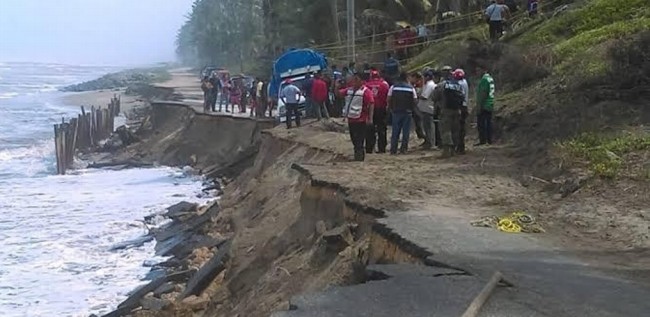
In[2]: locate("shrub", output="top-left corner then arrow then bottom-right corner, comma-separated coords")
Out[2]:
608,30 -> 650,89
522,0 -> 649,45
559,133 -> 650,178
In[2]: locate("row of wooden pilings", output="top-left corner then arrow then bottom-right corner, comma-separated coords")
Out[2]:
54,95 -> 121,175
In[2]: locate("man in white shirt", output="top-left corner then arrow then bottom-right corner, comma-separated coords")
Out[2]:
280,80 -> 302,129
485,0 -> 510,41
255,78 -> 265,117
417,70 -> 437,150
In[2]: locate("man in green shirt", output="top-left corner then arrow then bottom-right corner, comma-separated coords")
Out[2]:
476,65 -> 495,145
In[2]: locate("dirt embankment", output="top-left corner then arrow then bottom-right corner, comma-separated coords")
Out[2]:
104,102 -> 274,178
103,107 -> 443,317
101,59 -> 649,315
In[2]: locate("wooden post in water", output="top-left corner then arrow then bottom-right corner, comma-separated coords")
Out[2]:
90,106 -> 96,146
54,124 -> 62,174
60,122 -> 67,174
52,94 -> 122,175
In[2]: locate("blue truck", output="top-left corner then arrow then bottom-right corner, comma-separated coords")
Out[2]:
269,49 -> 328,123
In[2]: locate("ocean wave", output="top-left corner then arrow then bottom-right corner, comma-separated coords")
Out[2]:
0,140 -> 54,162
0,92 -> 19,99
0,140 -> 54,176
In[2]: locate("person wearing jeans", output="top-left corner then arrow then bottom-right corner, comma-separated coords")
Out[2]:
280,80 -> 302,129
476,66 -> 495,145
387,72 -> 418,154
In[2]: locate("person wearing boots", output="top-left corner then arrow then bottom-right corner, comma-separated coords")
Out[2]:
476,65 -> 495,146
433,66 -> 464,158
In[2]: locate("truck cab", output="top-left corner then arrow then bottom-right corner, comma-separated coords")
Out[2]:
276,75 -> 309,123
269,49 -> 328,124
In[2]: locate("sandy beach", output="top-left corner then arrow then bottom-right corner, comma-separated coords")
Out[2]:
60,88 -> 142,115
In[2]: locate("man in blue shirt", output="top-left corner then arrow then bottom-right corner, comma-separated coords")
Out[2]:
280,80 -> 302,129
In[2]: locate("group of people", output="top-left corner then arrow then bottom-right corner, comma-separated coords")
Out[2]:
201,72 -> 271,117
331,59 -> 495,161
274,53 -> 496,162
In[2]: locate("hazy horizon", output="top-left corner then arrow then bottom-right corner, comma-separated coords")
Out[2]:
0,0 -> 194,66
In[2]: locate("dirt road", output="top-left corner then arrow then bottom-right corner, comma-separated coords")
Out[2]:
267,118 -> 650,316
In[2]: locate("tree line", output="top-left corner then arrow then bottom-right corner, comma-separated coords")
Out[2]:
175,0 -> 483,73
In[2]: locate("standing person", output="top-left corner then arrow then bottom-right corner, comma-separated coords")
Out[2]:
239,80 -> 248,114
337,73 -> 375,161
303,73 -> 314,117
485,0 -> 510,41
528,0 -> 540,17
219,76 -> 230,112
417,70 -> 437,150
250,79 -> 257,117
476,65 -> 495,146
433,66 -> 465,158
387,72 -> 418,155
266,82 -> 274,118
434,66 -> 453,148
256,78 -> 265,117
384,53 -> 400,86
455,69 -> 469,154
311,71 -> 330,120
210,74 -> 221,112
280,79 -> 302,129
365,70 -> 390,153
229,79 -> 242,113
409,72 -> 426,140
201,76 -> 212,113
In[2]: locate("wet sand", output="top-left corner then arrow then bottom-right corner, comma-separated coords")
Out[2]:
60,88 -> 142,114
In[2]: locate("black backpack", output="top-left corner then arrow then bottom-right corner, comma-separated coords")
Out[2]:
443,79 -> 465,110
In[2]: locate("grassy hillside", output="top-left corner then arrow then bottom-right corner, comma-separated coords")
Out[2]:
407,0 -> 650,181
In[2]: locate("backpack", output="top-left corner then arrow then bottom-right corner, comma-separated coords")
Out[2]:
443,79 -> 465,110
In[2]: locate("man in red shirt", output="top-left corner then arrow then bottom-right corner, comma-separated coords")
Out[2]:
337,73 -> 375,161
310,71 -> 330,120
364,70 -> 390,153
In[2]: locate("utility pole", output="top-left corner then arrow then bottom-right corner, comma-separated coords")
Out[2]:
346,0 -> 355,62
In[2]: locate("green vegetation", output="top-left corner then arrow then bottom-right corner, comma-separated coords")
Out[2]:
559,133 -> 650,178
521,0 -> 649,45
61,67 -> 171,92
518,0 -> 650,78
407,25 -> 488,71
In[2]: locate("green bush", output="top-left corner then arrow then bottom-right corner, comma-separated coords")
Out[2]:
554,18 -> 650,59
522,0 -> 649,45
559,133 -> 650,178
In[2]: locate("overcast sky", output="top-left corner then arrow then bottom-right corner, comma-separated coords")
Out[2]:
0,0 -> 194,66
